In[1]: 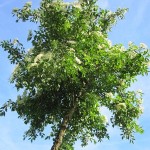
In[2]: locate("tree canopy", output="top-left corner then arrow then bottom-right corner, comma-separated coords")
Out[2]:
0,0 -> 150,150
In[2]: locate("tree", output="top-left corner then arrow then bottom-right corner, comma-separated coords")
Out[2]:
0,0 -> 149,150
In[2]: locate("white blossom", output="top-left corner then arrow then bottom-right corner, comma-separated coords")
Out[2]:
119,79 -> 125,86
128,51 -> 137,59
92,31 -> 103,37
116,103 -> 126,110
69,48 -> 75,52
73,2 -> 82,9
140,43 -> 147,49
98,44 -> 102,49
107,11 -> 113,16
120,46 -> 125,52
30,62 -> 38,67
34,53 -> 44,63
107,39 -> 112,47
13,38 -> 19,45
101,44 -> 105,48
139,106 -> 144,113
105,92 -> 113,98
95,31 -> 102,36
128,41 -> 133,46
67,40 -> 76,44
75,57 -> 82,64
138,98 -> 143,105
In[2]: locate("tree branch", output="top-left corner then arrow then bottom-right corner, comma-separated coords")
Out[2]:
50,101 -> 77,150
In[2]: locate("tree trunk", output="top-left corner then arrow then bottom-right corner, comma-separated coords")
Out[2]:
50,102 -> 77,150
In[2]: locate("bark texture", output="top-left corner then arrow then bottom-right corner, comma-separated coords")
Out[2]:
51,102 -> 77,150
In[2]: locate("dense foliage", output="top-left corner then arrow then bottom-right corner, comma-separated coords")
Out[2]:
0,0 -> 149,149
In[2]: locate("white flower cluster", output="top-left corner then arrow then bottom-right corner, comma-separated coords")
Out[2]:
13,38 -> 19,45
128,51 -> 137,59
140,43 -> 147,49
107,39 -> 112,47
137,98 -> 143,105
91,31 -> 103,37
75,56 -> 82,64
120,46 -> 126,52
69,48 -> 75,52
95,31 -> 102,36
106,11 -> 113,16
119,79 -> 125,86
97,44 -> 102,49
137,100 -> 144,116
105,92 -> 113,98
128,41 -> 133,46
34,53 -> 44,63
30,63 -> 38,67
73,2 -> 82,9
139,106 -> 144,113
67,40 -> 76,44
116,103 -> 126,111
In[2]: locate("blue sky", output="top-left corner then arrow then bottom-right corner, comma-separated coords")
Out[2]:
0,0 -> 150,150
